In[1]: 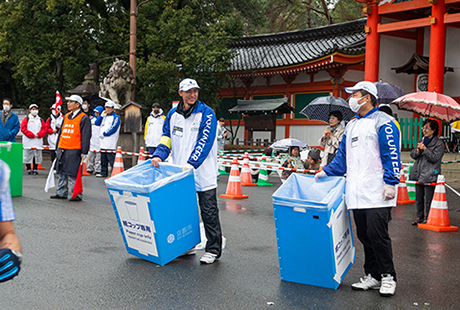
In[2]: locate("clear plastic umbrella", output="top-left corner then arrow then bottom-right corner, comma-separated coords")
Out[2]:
269,138 -> 309,151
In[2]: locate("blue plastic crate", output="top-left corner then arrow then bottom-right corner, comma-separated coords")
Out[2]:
106,161 -> 200,266
272,174 -> 355,289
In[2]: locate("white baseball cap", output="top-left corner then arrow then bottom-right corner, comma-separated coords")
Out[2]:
65,94 -> 83,105
51,104 -> 61,110
104,100 -> 115,108
29,104 -> 39,110
345,81 -> 379,99
179,78 -> 200,92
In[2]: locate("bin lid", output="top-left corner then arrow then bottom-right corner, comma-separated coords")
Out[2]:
272,174 -> 345,209
105,161 -> 193,194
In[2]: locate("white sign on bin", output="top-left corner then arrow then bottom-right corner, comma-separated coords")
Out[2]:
110,190 -> 158,257
328,200 -> 355,283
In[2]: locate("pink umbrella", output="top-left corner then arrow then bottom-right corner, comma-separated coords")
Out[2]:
392,91 -> 460,123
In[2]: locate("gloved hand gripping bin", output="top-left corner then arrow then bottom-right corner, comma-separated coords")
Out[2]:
272,174 -> 355,289
105,161 -> 200,266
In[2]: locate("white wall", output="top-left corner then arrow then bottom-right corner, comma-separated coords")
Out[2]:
444,27 -> 460,97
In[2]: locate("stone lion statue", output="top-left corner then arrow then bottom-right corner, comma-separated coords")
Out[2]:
100,60 -> 136,107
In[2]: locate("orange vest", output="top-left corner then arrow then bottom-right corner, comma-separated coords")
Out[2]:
57,112 -> 85,150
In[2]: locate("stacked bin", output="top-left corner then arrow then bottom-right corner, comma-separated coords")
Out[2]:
272,174 -> 355,289
105,161 -> 201,266
0,142 -> 23,197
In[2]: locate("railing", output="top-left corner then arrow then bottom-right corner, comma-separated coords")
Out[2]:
399,117 -> 425,150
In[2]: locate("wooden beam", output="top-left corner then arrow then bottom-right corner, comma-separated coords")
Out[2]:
378,17 -> 431,33
445,12 -> 460,24
381,30 -> 418,40
378,0 -> 431,15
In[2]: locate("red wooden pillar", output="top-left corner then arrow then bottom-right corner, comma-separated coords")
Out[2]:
428,0 -> 446,131
364,3 -> 381,82
428,0 -> 447,93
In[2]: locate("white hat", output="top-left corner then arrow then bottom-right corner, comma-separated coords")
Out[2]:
104,100 -> 115,108
50,103 -> 61,110
65,94 -> 83,105
179,78 -> 200,92
29,104 -> 38,110
344,81 -> 379,99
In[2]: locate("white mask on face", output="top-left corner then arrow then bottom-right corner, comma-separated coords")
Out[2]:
31,110 -> 39,116
82,104 -> 88,110
349,96 -> 367,113
3,105 -> 10,112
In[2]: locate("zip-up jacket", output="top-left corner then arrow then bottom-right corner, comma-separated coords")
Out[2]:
323,107 -> 401,209
154,100 -> 218,192
95,112 -> 120,150
144,109 -> 165,147
0,111 -> 20,142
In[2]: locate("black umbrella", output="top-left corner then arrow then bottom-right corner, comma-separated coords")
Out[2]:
374,82 -> 406,105
300,96 -> 355,123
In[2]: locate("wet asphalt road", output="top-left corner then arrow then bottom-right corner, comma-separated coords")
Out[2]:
2,162 -> 460,310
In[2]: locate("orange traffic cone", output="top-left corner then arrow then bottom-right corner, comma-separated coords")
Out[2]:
220,158 -> 248,199
397,173 -> 414,205
418,175 -> 458,232
36,163 -> 45,170
109,147 -> 124,178
82,161 -> 91,176
240,153 -> 256,186
137,147 -> 146,165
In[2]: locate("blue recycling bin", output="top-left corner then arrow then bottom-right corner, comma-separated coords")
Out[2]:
272,174 -> 355,289
105,161 -> 201,266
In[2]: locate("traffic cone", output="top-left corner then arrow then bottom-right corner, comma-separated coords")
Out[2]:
257,156 -> 273,187
397,173 -> 414,205
218,159 -> 229,175
240,153 -> 256,186
109,147 -> 124,178
36,163 -> 45,170
220,158 -> 248,199
82,161 -> 91,176
418,175 -> 458,232
137,147 -> 146,165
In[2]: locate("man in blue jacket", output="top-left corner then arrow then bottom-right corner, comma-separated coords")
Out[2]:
152,78 -> 222,264
316,81 -> 400,297
1,99 -> 20,142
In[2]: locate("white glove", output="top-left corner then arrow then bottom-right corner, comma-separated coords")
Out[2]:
314,170 -> 327,181
182,163 -> 193,172
383,184 -> 396,201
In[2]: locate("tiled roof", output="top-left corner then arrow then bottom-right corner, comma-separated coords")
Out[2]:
229,19 -> 367,72
228,98 -> 295,115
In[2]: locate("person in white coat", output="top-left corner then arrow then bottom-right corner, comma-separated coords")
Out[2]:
144,102 -> 165,158
45,104 -> 64,169
95,100 -> 120,178
20,104 -> 47,175
86,106 -> 104,174
151,78 -> 222,264
316,81 -> 401,297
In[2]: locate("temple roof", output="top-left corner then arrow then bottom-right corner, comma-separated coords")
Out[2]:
229,19 -> 367,72
392,53 -> 454,75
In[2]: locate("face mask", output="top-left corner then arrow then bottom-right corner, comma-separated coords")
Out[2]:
31,110 -> 39,116
349,96 -> 367,113
3,105 -> 10,112
82,104 -> 88,110
153,109 -> 160,114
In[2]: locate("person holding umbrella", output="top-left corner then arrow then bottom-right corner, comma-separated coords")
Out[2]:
318,110 -> 344,167
409,119 -> 444,225
50,95 -> 91,202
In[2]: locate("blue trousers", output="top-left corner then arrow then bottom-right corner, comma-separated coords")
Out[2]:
101,150 -> 116,177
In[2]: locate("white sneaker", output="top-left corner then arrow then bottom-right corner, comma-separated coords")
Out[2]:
199,252 -> 219,264
179,248 -> 196,257
351,274 -> 381,291
379,274 -> 396,297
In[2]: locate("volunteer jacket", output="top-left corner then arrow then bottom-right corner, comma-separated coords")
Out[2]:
144,110 -> 165,147
45,113 -> 64,150
20,114 -> 47,149
154,100 -> 218,192
0,111 -> 20,142
323,107 -> 401,210
95,112 -> 120,150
